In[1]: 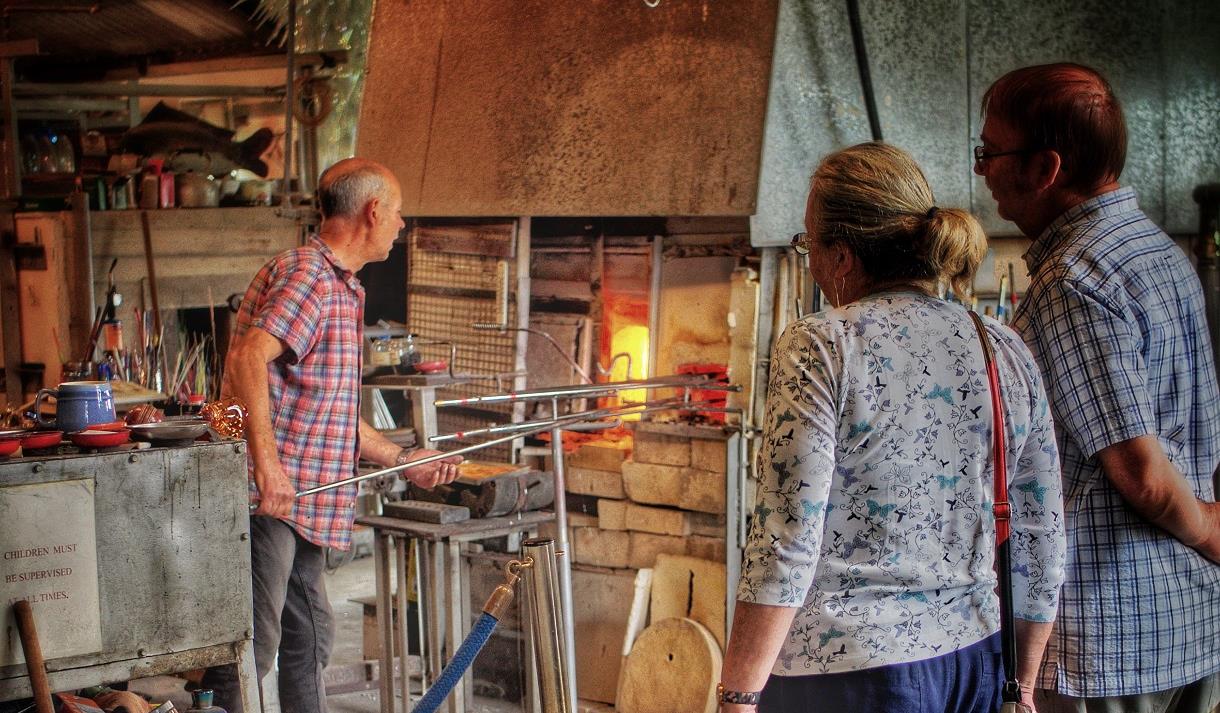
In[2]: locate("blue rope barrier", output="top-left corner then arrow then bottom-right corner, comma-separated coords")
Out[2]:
411,612 -> 500,713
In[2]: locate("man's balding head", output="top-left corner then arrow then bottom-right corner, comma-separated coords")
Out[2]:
317,158 -> 399,219
982,63 -> 1127,193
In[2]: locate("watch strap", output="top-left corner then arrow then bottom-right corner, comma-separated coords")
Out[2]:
716,683 -> 761,705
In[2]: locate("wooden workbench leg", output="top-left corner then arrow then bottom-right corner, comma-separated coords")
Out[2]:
374,532 -> 395,713
394,539 -> 412,710
425,541 -> 445,697
455,539 -> 474,708
412,538 -> 430,692
234,638 -> 263,713
438,539 -> 464,713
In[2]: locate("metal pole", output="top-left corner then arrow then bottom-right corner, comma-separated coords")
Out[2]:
288,397 -> 721,501
433,375 -> 738,407
281,0 -> 296,209
427,395 -> 688,443
548,401 -> 578,706
845,0 -> 883,141
521,538 -> 571,713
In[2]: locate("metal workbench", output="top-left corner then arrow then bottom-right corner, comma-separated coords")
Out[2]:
356,510 -> 551,713
0,441 -> 259,713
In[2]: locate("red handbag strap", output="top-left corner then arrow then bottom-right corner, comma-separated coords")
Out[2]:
967,311 -> 1010,545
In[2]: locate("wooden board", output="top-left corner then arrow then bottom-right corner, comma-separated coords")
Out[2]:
456,460 -> 530,484
616,618 -> 721,713
650,554 -> 727,650
572,566 -> 638,704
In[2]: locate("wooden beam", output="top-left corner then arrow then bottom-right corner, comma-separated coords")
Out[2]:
14,82 -> 284,98
103,51 -> 349,81
0,205 -> 21,405
0,39 -> 39,59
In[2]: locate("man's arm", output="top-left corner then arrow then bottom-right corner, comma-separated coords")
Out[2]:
1096,435 -> 1220,562
357,418 -> 462,490
224,325 -> 296,518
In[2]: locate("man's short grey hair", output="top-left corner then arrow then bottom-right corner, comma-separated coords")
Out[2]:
318,165 -> 390,218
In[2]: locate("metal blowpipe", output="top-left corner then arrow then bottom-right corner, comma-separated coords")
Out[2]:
248,397 -> 719,509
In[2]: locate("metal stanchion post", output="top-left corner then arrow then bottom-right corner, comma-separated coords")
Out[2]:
548,398 -> 578,706
522,538 -> 572,713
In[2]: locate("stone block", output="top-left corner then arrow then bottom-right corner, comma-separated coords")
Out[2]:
569,440 -> 632,472
573,527 -> 630,569
566,466 -> 626,499
625,502 -> 691,536
690,511 -> 727,537
621,460 -> 725,514
569,511 -> 600,528
690,437 -> 729,473
627,531 -> 687,569
598,498 -> 629,530
685,535 -> 727,563
632,429 -> 691,467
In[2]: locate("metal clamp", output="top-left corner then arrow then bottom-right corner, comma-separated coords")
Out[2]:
484,556 -> 533,620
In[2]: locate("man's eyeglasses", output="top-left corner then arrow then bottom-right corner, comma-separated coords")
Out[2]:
791,232 -> 810,255
973,145 -> 1035,168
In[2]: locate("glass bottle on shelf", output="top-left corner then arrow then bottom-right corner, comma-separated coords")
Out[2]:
402,334 -> 421,373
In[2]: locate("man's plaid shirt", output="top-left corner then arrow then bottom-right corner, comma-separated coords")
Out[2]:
1011,188 -> 1220,697
230,236 -> 365,551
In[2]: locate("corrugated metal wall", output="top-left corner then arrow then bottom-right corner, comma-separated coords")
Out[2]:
752,0 -> 1220,246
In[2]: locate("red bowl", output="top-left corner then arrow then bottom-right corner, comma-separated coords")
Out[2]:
415,360 -> 448,374
69,428 -> 131,449
0,438 -> 20,457
20,430 -> 63,450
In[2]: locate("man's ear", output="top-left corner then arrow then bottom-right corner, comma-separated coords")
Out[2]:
1030,149 -> 1063,192
363,195 -> 382,228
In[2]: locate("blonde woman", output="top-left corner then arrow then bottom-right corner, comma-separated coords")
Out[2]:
719,143 -> 1066,713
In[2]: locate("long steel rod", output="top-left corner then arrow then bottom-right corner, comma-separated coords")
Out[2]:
434,375 -> 738,407
291,398 -> 717,499
427,395 -> 692,444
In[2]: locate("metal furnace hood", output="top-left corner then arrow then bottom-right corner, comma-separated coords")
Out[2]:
356,0 -> 778,217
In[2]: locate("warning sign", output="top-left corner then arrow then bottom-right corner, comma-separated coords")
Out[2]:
0,479 -> 102,665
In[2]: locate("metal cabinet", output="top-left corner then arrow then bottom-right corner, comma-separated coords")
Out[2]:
0,442 -> 259,713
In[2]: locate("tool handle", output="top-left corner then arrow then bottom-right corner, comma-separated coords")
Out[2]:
13,600 -> 55,713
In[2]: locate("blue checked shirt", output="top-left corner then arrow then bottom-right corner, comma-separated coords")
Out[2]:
1011,188 -> 1220,697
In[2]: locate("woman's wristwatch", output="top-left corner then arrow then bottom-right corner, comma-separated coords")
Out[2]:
716,683 -> 761,705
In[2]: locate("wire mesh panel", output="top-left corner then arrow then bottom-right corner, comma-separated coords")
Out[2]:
407,223 -> 522,460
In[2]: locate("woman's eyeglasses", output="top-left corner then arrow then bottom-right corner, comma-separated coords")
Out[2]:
791,232 -> 810,255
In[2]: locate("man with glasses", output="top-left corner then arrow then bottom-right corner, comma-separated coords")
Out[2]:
976,62 -> 1220,713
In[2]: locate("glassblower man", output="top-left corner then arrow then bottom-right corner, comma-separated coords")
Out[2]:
202,158 -> 462,713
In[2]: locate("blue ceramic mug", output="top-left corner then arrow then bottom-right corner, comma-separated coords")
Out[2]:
34,381 -> 116,432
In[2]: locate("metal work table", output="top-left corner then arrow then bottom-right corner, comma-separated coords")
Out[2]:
355,510 -> 551,713
0,441 -> 258,713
